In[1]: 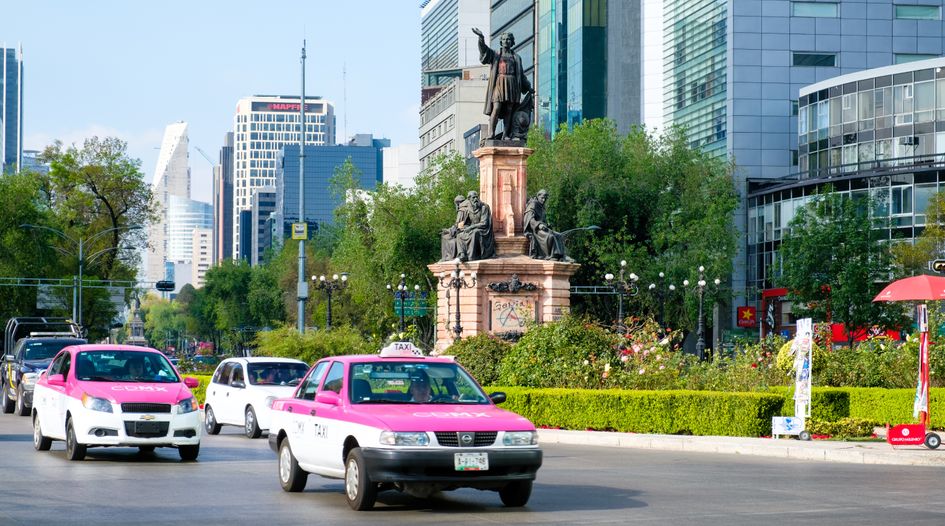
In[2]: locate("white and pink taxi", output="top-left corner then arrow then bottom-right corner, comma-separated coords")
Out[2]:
31,344 -> 202,461
268,342 -> 542,510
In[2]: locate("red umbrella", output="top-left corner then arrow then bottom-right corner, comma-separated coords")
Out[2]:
873,274 -> 945,302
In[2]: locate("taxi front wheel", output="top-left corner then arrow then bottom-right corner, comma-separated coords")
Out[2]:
499,480 -> 532,507
279,439 -> 308,492
179,444 -> 200,461
32,414 -> 51,451
345,448 -> 377,511
65,418 -> 86,461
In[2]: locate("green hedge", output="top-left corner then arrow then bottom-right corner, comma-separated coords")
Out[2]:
490,387 -> 784,437
767,386 -> 945,428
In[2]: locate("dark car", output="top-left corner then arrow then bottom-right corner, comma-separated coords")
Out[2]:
2,337 -> 86,415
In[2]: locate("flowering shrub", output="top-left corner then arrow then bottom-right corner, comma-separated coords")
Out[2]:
447,333 -> 511,386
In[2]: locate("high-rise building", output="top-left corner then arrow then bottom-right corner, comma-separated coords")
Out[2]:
748,57 -> 945,337
419,65 -> 489,169
421,0 -> 491,100
213,132 -> 234,263
382,143 -> 421,188
275,134 -> 388,239
191,227 -> 212,288
249,188 -> 277,266
167,195 -> 212,263
21,150 -> 49,175
232,95 -> 335,260
535,0 -> 643,136
490,0 -> 536,91
660,0 -> 945,326
147,122 -> 190,284
641,0 -> 665,131
1,45 -> 23,174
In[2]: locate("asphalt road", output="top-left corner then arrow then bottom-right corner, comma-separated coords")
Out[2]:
1,414 -> 944,525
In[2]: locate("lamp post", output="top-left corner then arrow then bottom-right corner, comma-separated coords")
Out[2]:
604,260 -> 638,334
438,263 -> 477,343
387,274 -> 422,334
22,223 -> 143,327
312,273 -> 348,330
686,265 -> 721,361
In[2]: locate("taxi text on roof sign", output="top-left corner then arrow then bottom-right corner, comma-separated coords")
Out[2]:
380,341 -> 424,358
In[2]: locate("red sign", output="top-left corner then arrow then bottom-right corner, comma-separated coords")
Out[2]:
887,424 -> 925,445
736,306 -> 756,327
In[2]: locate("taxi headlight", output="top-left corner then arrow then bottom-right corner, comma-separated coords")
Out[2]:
177,396 -> 198,414
21,372 -> 39,388
503,431 -> 538,446
81,393 -> 113,413
379,431 -> 430,446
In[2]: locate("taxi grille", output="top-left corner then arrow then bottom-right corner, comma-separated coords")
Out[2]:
435,431 -> 496,447
124,421 -> 169,438
121,403 -> 171,414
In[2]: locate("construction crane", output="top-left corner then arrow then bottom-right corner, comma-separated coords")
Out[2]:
194,146 -> 215,167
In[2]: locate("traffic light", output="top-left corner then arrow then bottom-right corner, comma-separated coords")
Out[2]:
155,280 -> 175,292
931,260 -> 945,273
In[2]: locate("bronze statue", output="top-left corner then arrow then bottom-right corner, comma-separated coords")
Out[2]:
524,189 -> 572,262
455,191 -> 496,261
473,28 -> 533,141
440,195 -> 466,261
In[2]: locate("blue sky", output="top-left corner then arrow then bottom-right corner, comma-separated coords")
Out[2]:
1,1 -> 420,202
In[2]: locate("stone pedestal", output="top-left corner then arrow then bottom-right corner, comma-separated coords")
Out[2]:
428,257 -> 579,352
428,145 -> 579,352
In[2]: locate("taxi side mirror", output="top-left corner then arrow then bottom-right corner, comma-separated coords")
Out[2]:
315,391 -> 340,406
3,354 -> 14,362
489,392 -> 506,404
231,380 -> 245,389
183,377 -> 199,389
47,374 -> 66,387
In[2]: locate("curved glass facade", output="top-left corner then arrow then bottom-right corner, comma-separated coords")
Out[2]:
798,58 -> 945,178
748,58 -> 945,299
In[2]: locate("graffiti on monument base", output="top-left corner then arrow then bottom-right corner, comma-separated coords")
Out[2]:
489,296 -> 537,332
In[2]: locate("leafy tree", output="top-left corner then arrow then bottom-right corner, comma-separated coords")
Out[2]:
329,155 -> 476,342
776,190 -> 906,347
525,120 -> 739,332
141,296 -> 187,351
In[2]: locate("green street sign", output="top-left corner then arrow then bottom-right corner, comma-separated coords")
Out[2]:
393,298 -> 430,316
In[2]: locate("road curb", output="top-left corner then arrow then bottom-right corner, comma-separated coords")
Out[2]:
537,429 -> 945,466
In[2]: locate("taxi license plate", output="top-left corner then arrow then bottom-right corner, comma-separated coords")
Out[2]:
454,452 -> 488,471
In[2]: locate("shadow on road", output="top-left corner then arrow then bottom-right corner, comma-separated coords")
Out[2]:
299,483 -> 646,513
0,433 -> 32,442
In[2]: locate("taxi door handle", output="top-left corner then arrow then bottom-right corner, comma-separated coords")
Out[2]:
309,409 -> 316,416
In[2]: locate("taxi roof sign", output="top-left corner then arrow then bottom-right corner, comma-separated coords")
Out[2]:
379,341 -> 424,358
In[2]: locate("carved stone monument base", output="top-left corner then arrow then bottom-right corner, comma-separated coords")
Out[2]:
428,256 -> 579,352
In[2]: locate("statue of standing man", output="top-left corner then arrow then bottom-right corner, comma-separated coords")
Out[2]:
473,28 -> 533,141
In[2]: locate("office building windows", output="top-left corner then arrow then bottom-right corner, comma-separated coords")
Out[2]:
896,53 -> 940,65
895,5 -> 941,20
791,2 -> 838,18
793,52 -> 837,67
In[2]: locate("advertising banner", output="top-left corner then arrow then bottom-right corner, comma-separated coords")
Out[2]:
792,318 -> 813,418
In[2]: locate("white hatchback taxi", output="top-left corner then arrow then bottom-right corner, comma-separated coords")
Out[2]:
204,357 -> 308,438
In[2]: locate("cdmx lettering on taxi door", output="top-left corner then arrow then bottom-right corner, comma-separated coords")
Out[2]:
293,419 -> 328,439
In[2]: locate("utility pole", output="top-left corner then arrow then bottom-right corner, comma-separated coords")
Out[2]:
296,40 -> 308,334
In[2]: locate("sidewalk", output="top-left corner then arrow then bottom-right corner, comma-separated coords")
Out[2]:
538,429 -> 945,466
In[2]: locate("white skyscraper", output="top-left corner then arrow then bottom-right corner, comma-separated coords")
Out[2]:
147,122 -> 191,284
231,95 -> 335,259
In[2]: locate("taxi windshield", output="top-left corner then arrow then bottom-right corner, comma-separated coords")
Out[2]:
349,361 -> 489,404
75,350 -> 180,383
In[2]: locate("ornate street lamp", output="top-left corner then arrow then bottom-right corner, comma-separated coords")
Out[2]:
604,260 -> 638,334
438,263 -> 477,343
387,274 -> 422,333
311,273 -> 349,330
685,266 -> 721,360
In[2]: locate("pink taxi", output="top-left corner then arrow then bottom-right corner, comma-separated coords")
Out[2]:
267,342 -> 542,510
31,344 -> 202,461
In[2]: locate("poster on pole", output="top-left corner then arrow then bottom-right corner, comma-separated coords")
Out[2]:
792,318 -> 813,419
914,304 -> 929,419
